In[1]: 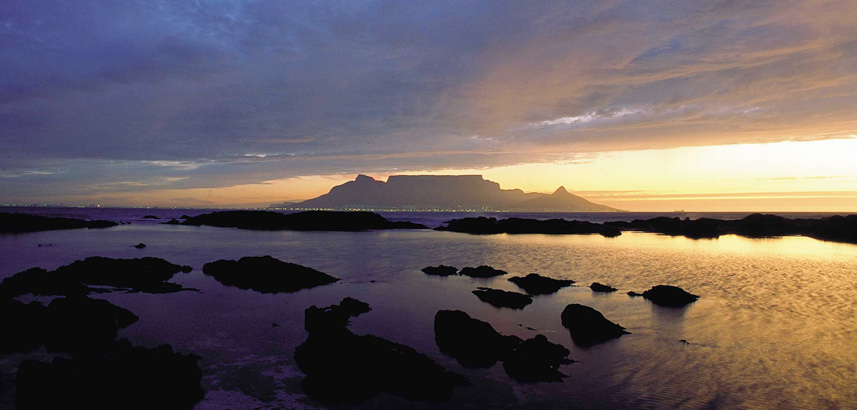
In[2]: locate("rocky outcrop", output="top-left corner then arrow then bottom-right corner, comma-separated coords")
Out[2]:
560,304 -> 628,346
202,256 -> 339,293
641,285 -> 699,307
16,339 -> 203,410
295,299 -> 466,404
0,257 -> 193,297
0,213 -> 117,233
437,216 -> 620,237
434,310 -> 572,382
472,288 -> 533,309
508,273 -> 574,295
458,265 -> 507,278
182,210 -> 427,231
421,265 -> 458,276
589,282 -> 617,292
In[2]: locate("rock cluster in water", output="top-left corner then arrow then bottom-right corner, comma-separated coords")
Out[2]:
421,265 -> 459,276
472,287 -> 533,309
561,304 -> 629,346
421,265 -> 508,278
182,210 -> 427,231
202,255 -> 339,293
641,285 -> 700,307
0,257 -> 194,297
0,212 -> 117,233
508,273 -> 574,295
590,282 -> 617,292
437,216 -> 621,237
434,310 -> 572,382
294,298 -> 467,404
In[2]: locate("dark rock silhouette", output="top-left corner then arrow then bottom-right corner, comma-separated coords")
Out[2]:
641,285 -> 699,307
295,298 -> 466,404
16,339 -> 203,410
437,216 -> 620,237
502,334 -> 572,383
0,257 -> 193,297
0,213 -> 117,233
508,273 -> 574,295
561,304 -> 628,346
590,282 -> 617,292
164,219 -> 182,225
472,288 -> 533,309
421,265 -> 458,276
434,310 -> 522,368
134,243 -> 146,249
202,256 -> 338,293
0,299 -> 47,354
434,310 -> 572,382
182,210 -> 426,231
43,296 -> 139,354
458,265 -> 507,278
627,291 -> 643,297
142,215 -> 160,219
179,215 -> 191,219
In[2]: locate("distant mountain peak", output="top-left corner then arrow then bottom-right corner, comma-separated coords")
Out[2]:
553,186 -> 569,195
355,174 -> 377,182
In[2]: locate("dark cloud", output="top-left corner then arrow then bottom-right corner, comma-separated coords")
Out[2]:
1,0 -> 856,203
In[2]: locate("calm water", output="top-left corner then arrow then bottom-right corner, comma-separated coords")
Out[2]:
0,208 -> 855,409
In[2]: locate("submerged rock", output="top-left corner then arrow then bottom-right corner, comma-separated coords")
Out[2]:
0,257 -> 192,297
202,256 -> 338,293
295,298 -> 466,404
508,273 -> 574,295
641,285 -> 699,307
421,265 -> 458,276
458,265 -> 507,278
0,213 -> 117,234
589,282 -> 617,292
561,304 -> 628,346
472,288 -> 533,309
182,210 -> 427,231
16,339 -> 203,410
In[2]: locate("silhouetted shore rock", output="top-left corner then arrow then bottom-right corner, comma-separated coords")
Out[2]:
164,219 -> 182,225
202,256 -> 338,293
641,285 -> 699,307
437,216 -> 620,237
604,213 -> 857,244
142,215 -> 160,219
0,299 -> 47,354
561,304 -> 628,346
134,243 -> 146,249
590,282 -> 617,292
421,265 -> 458,276
295,298 -> 466,404
459,265 -> 507,278
472,288 -> 533,309
16,339 -> 203,410
0,213 -> 117,234
182,210 -> 427,231
508,273 -> 574,295
0,257 -> 193,297
627,291 -> 643,297
434,310 -> 572,382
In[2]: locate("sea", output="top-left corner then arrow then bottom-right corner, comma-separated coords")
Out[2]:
1,207 -> 855,409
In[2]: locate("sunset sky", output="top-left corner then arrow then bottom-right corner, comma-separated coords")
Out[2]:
2,1 -> 856,211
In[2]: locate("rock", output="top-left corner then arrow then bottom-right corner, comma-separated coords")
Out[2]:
179,215 -> 191,219
472,288 -> 533,309
0,299 -> 47,354
182,210 -> 427,231
503,335 -> 572,383
560,304 -> 628,346
627,291 -> 643,297
458,265 -> 507,278
295,299 -> 466,404
421,265 -> 458,276
142,215 -> 160,219
0,257 -> 192,297
508,273 -> 574,295
589,282 -> 617,292
434,310 -> 521,368
641,285 -> 699,307
437,217 -> 619,237
134,243 -> 146,249
16,339 -> 203,410
164,219 -> 181,225
202,256 -> 338,293
0,213 -> 117,233
43,296 -> 139,354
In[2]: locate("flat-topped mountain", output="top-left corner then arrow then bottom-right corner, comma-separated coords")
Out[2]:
271,175 -> 620,212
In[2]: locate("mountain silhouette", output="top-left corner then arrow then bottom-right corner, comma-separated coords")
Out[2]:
271,175 -> 619,212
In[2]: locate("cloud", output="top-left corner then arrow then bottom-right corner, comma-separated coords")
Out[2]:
1,0 -> 856,202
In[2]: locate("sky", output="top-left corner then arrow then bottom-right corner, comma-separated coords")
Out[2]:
2,1 -> 856,211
